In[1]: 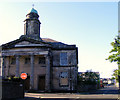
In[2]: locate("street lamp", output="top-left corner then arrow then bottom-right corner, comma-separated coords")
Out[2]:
69,60 -> 72,93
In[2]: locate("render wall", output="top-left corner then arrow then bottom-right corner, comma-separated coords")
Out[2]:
4,55 -> 46,90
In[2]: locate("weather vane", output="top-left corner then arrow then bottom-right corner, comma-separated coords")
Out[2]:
32,4 -> 34,8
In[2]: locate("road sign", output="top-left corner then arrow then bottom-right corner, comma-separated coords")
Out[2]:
21,73 -> 27,80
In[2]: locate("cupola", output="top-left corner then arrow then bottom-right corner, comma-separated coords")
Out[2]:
24,8 -> 41,40
30,8 -> 38,14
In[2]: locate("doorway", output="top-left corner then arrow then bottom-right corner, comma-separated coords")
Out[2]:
24,76 -> 30,90
38,76 -> 45,90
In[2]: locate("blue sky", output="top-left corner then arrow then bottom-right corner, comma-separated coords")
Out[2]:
0,2 -> 118,78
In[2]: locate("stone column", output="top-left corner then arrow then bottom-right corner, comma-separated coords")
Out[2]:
1,56 -> 5,78
5,57 -> 9,77
45,55 -> 51,92
15,56 -> 20,77
30,55 -> 34,90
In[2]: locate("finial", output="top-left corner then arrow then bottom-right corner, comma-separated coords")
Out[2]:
32,4 -> 34,8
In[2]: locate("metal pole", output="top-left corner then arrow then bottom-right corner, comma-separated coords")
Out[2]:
70,66 -> 72,93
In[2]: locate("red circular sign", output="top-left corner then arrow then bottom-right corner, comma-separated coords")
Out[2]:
21,73 -> 27,80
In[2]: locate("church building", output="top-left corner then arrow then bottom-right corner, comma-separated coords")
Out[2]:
0,8 -> 78,92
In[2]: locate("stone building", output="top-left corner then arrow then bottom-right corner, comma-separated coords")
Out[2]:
0,8 -> 78,92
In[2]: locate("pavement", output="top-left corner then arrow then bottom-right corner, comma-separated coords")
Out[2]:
24,93 -> 119,99
87,85 -> 119,94
16,85 -> 120,100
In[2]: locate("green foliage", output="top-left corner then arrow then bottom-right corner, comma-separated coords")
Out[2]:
13,77 -> 20,79
78,70 -> 100,85
112,69 -> 120,82
106,35 -> 120,83
106,36 -> 120,63
3,76 -> 21,82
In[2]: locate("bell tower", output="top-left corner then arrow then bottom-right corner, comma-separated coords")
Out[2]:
24,8 -> 41,40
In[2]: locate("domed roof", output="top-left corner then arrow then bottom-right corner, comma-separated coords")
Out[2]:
29,8 -> 38,14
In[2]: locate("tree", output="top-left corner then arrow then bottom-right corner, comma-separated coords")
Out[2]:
112,69 -> 119,82
106,35 -> 120,88
78,70 -> 100,85
85,70 -> 100,82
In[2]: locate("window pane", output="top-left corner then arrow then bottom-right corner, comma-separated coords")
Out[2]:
60,52 -> 67,66
11,57 -> 16,65
39,57 -> 45,64
25,57 -> 30,64
60,78 -> 68,86
60,72 -> 68,86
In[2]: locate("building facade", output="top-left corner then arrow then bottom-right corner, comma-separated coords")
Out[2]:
0,8 -> 78,92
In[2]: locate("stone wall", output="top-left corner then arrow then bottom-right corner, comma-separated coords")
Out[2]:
2,47 -> 78,92
2,81 -> 24,99
77,84 -> 97,92
52,67 -> 77,92
52,50 -> 77,66
51,49 -> 78,92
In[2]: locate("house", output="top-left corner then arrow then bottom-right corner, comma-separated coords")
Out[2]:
0,8 -> 78,92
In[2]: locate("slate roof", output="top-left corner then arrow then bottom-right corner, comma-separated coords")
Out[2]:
42,38 -> 77,50
42,38 -> 58,43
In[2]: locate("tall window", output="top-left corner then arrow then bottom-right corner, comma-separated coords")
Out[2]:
60,72 -> 68,86
38,57 -> 45,64
11,57 -> 16,65
60,52 -> 67,66
25,57 -> 30,64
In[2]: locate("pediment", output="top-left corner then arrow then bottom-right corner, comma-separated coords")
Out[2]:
14,40 -> 50,47
15,41 -> 31,45
2,37 -> 51,49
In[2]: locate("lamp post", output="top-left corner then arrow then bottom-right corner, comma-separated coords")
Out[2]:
69,60 -> 72,93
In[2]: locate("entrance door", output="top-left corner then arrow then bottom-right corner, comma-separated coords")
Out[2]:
24,76 -> 30,90
38,76 -> 45,90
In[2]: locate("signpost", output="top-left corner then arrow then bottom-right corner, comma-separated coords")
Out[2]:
21,73 -> 27,97
21,73 -> 27,80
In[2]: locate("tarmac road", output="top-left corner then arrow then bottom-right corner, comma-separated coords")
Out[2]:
17,98 -> 119,100
17,85 -> 119,100
88,85 -> 119,94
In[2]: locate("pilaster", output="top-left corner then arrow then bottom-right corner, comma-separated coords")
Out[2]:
15,56 -> 20,77
5,57 -> 9,77
30,55 -> 34,90
45,55 -> 51,92
1,56 -> 5,78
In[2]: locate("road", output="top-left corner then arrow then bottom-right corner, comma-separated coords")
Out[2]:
17,85 -> 120,100
88,85 -> 119,94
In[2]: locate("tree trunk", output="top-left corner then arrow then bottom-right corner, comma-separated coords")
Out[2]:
118,75 -> 120,94
118,63 -> 120,94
